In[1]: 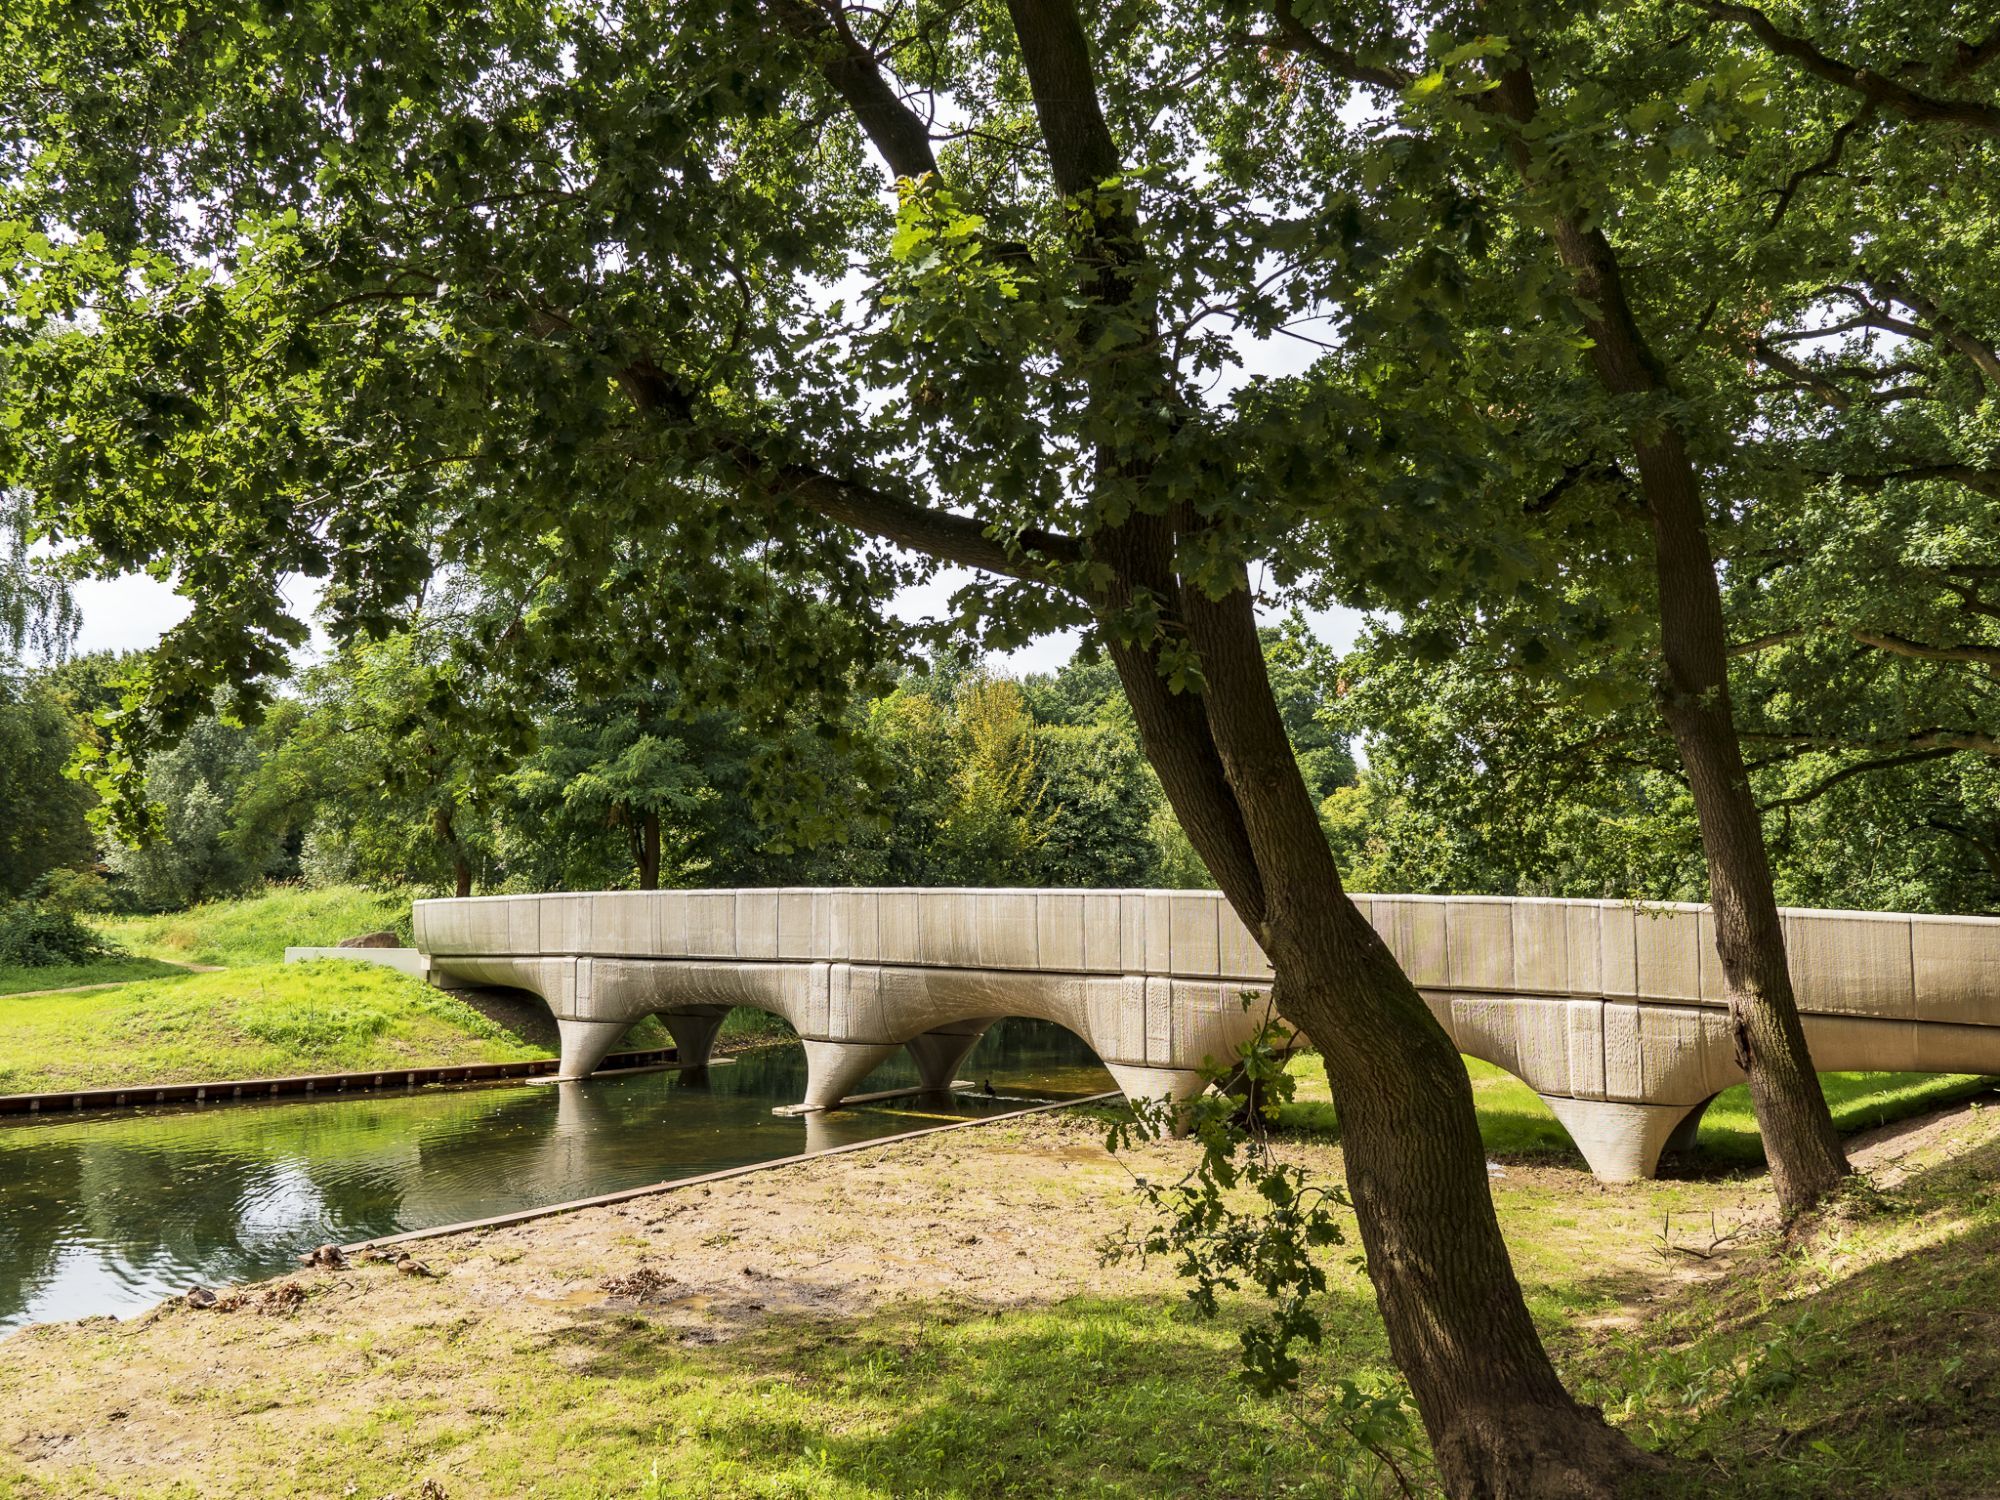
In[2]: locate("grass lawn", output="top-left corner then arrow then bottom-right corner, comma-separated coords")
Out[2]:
1277,1052 -> 1989,1170
94,884 -> 416,968
0,955 -> 192,998
0,963 -> 556,1094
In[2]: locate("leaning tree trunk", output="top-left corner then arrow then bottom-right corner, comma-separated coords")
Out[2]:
1149,572 -> 1657,1495
1492,63 -> 1850,1215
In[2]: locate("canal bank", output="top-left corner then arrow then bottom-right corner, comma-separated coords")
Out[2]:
0,1019 -> 1115,1333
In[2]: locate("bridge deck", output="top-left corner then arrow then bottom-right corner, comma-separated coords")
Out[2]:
414,889 -> 2000,1181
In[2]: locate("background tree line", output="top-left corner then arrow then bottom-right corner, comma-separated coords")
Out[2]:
7,603 -> 1993,916
0,614 -> 1349,910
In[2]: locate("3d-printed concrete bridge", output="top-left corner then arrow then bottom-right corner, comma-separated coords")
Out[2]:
413,889 -> 2000,1182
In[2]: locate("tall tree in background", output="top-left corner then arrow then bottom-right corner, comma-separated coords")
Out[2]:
1251,0 -> 1997,1214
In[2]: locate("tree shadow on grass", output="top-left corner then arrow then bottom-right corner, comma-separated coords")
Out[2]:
1594,1128 -> 2000,1500
529,1290 -> 1415,1498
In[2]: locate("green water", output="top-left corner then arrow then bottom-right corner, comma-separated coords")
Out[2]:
0,1019 -> 1111,1334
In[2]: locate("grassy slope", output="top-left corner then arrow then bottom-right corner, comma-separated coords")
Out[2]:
95,885 -> 415,967
0,963 -> 552,1094
0,956 -> 191,997
1,885 -> 684,1091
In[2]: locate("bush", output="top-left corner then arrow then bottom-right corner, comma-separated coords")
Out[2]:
0,899 -> 122,967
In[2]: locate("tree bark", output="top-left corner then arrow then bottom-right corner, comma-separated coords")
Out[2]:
1490,62 -> 1850,1216
1173,570 -> 1655,1495
453,857 -> 472,899
639,810 -> 662,891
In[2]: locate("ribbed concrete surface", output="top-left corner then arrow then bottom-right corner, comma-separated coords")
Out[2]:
415,890 -> 2000,1180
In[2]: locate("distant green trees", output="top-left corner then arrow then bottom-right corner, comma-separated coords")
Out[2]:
0,664 -> 93,898
6,624 -> 1348,907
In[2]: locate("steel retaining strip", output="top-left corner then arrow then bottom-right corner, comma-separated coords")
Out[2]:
0,1048 -> 679,1117
343,1089 -> 1124,1252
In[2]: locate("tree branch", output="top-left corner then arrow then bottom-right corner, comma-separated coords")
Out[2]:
765,0 -> 941,180
1758,745 -> 1964,811
1851,628 -> 2000,668
1689,1 -> 2000,133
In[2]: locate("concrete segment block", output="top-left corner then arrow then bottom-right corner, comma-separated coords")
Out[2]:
1603,1001 -> 1645,1100
830,891 -> 878,963
1119,894 -> 1149,973
1446,900 -> 1514,991
1144,974 -> 1174,1065
1037,892 -> 1085,973
1454,995 -> 1569,1095
777,890 -> 818,961
1566,999 -> 1606,1100
1087,975 -> 1150,1065
1633,905 -> 1700,1002
1785,911 -> 1915,1019
1564,905 -> 1603,997
1168,893 -> 1220,977
1598,903 -> 1638,997
1911,1020 -> 2000,1076
685,893 -> 734,957
736,890 -> 779,960
1217,904 -> 1269,981
1799,1013 -> 1917,1074
1696,910 -> 1722,1002
589,892 -> 651,955
878,891 -> 920,966
976,892 -> 1039,970
1634,1004 -> 1720,1106
1912,917 -> 2000,1027
1512,900 -> 1570,995
1082,893 -> 1122,973
1375,899 -> 1449,988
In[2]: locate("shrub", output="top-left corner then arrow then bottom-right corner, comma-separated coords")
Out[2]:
0,899 -> 122,967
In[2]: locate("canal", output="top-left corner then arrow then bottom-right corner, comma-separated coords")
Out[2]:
0,1018 -> 1112,1334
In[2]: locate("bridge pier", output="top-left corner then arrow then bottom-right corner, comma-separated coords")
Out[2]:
799,1039 -> 901,1111
653,1007 -> 732,1071
904,1021 -> 993,1093
1664,1094 -> 1717,1159
1104,1063 -> 1210,1137
555,1018 -> 632,1081
1537,1095 -> 1696,1182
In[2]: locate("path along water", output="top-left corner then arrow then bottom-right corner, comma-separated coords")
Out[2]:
0,1018 -> 1112,1333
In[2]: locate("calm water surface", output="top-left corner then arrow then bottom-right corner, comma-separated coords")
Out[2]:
0,1018 -> 1111,1334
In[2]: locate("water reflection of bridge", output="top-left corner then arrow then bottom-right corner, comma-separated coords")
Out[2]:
417,889 -> 2000,1181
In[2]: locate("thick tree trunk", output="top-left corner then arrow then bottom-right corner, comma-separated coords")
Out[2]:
639,810 -> 662,891
453,858 -> 472,899
1493,64 -> 1850,1215
1161,575 -> 1658,1495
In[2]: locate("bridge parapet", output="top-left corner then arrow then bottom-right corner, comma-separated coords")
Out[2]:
413,890 -> 2000,1181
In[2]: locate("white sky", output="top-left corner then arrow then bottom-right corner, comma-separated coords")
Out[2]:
68,559 -> 1365,676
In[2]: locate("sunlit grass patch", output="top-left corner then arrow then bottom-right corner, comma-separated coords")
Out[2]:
96,885 -> 414,968
0,962 -> 548,1094
1275,1053 -> 1992,1171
